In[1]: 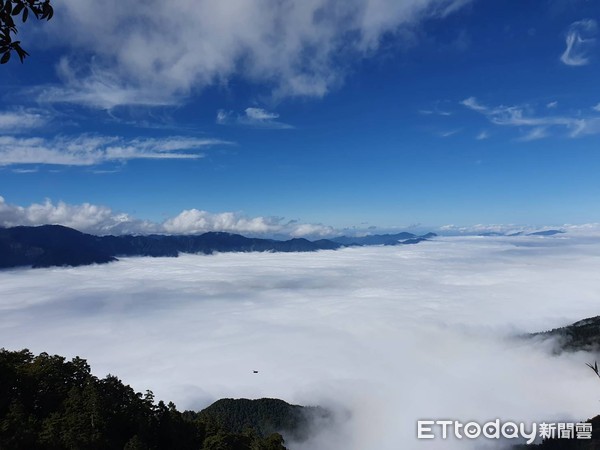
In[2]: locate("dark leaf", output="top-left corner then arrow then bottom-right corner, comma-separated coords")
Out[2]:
0,0 -> 53,65
13,3 -> 25,15
14,42 -> 28,62
40,2 -> 51,20
16,50 -> 28,62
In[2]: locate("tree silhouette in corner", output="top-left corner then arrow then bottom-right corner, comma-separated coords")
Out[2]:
0,0 -> 53,64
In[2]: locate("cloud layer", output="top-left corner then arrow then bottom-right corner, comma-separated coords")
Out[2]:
34,0 -> 472,108
4,195 -> 600,239
0,237 -> 599,449
0,196 -> 337,238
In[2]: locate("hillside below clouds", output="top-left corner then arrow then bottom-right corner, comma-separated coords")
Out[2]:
0,225 -> 436,269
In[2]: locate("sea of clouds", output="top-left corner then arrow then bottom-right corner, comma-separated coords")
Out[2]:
1,235 -> 600,449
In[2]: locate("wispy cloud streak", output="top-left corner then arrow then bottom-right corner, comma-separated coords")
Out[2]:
0,109 -> 50,133
461,97 -> 600,139
560,19 -> 598,66
0,135 -> 229,166
216,108 -> 294,129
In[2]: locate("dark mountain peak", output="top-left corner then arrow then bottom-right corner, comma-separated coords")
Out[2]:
400,237 -> 428,245
478,232 -> 505,237
0,225 -> 115,269
0,224 -> 431,269
197,231 -> 238,238
10,223 -> 85,237
0,225 -> 342,269
527,229 -> 565,236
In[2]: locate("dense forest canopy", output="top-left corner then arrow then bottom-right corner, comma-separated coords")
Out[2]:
0,348 -> 294,450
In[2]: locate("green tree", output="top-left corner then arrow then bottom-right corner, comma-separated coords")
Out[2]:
0,349 -> 293,450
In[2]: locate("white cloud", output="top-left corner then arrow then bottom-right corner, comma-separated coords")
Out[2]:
562,223 -> 600,237
216,107 -> 294,129
32,0 -> 472,108
0,135 -> 228,166
418,106 -> 452,116
1,237 -> 599,448
11,168 -> 39,174
546,101 -> 558,109
518,126 -> 549,142
0,109 -> 50,133
158,209 -> 337,237
163,209 -> 282,235
592,103 -> 600,112
439,223 -> 526,235
461,96 -> 600,139
440,129 -> 460,137
0,196 -> 156,235
0,196 -> 338,238
288,222 -> 337,238
460,96 -> 487,112
439,223 -> 600,238
245,108 -> 279,121
560,19 -> 598,66
475,130 -> 489,140
33,58 -> 183,110
438,223 -> 570,236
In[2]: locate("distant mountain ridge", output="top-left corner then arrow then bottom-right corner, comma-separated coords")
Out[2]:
0,225 -> 435,269
477,229 -> 565,237
527,229 -> 565,236
330,232 -> 437,246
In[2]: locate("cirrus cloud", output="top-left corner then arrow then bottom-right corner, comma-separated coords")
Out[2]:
560,19 -> 598,67
0,135 -> 230,166
216,107 -> 294,129
461,97 -> 600,140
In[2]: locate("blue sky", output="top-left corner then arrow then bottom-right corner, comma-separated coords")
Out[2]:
1,0 -> 599,236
